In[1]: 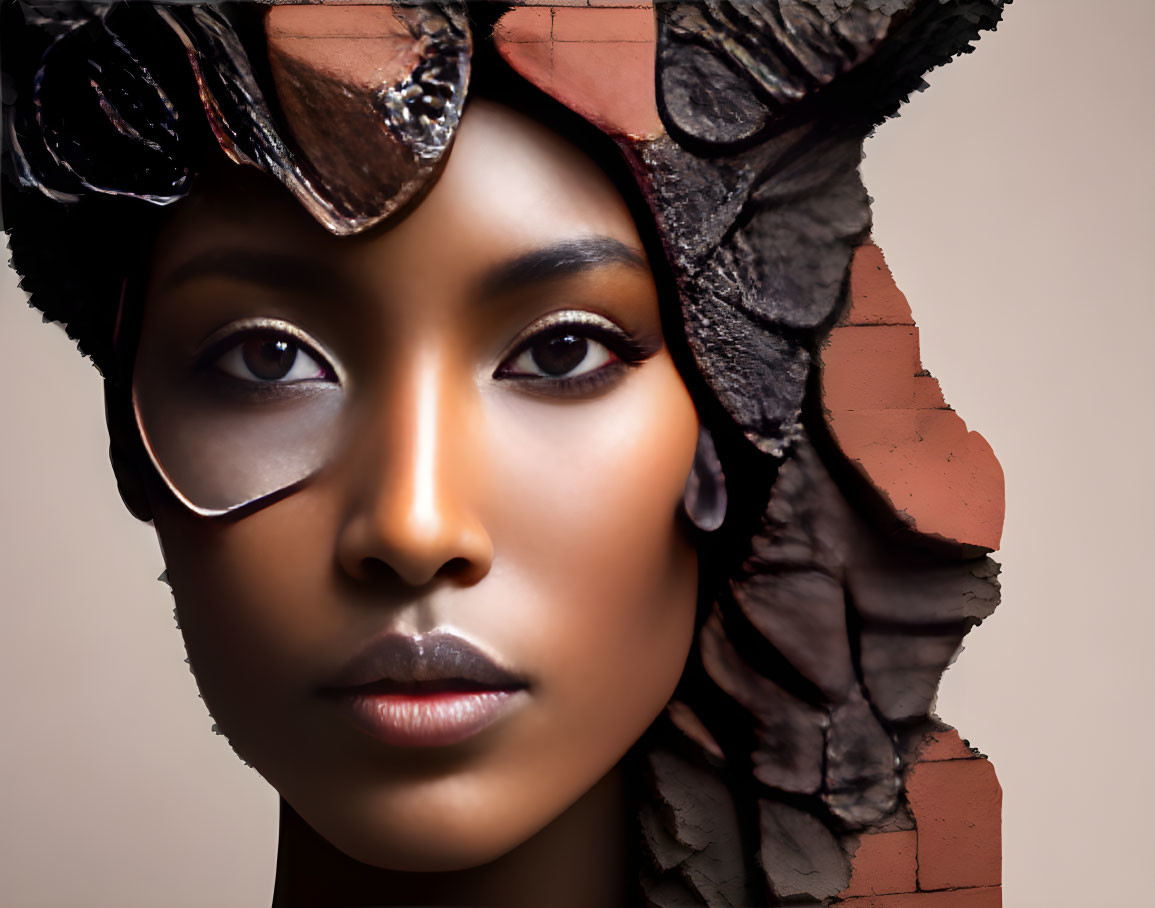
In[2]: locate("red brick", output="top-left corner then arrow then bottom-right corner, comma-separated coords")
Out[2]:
506,0 -> 652,5
266,5 -> 413,40
912,374 -> 948,409
915,728 -> 976,763
819,244 -> 1005,551
843,243 -> 915,326
840,830 -> 918,897
551,41 -> 660,137
837,887 -> 1001,907
821,408 -> 1005,550
907,759 -> 1002,891
266,6 -> 421,85
821,325 -> 921,410
552,6 -> 654,41
494,8 -> 662,139
493,6 -> 551,43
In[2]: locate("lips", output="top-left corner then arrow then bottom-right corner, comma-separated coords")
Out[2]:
321,632 -> 529,748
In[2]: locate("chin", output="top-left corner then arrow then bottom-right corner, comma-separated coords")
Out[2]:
292,790 -> 551,873
341,840 -> 513,874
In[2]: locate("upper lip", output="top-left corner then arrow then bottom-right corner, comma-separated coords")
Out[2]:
321,631 -> 528,694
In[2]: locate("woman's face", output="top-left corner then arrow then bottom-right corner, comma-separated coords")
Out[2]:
137,100 -> 701,870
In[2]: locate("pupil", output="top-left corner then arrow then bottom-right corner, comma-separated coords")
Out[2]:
532,334 -> 588,376
242,337 -> 297,380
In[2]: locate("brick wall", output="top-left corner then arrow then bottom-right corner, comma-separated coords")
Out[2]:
837,727 -> 1002,906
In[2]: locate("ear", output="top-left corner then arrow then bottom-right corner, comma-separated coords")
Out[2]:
683,426 -> 727,533
103,377 -> 154,522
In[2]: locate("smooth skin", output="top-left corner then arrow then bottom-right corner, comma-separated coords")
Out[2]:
134,100 -> 701,906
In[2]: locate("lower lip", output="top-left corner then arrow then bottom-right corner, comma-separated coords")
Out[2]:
336,689 -> 525,748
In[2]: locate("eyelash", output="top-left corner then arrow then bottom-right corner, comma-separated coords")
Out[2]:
195,322 -> 339,397
193,313 -> 654,400
493,316 -> 655,397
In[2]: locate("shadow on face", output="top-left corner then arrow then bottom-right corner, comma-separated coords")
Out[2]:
135,99 -> 702,870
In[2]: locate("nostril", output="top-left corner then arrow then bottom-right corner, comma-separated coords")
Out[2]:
437,556 -> 475,581
358,557 -> 400,584
350,554 -> 480,588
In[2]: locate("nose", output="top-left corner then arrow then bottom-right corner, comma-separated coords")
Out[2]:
335,351 -> 493,588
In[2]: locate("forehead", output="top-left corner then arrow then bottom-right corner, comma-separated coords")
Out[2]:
150,99 -> 643,280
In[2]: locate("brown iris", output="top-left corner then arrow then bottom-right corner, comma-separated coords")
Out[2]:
242,337 -> 297,380
531,334 -> 588,376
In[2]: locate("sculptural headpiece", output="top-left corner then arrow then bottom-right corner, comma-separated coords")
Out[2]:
4,0 -> 1007,457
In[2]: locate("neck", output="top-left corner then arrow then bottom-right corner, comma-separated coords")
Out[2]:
271,764 -> 634,907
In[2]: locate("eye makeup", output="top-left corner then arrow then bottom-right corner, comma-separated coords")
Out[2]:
133,312 -> 350,516
190,317 -> 344,402
493,309 -> 662,398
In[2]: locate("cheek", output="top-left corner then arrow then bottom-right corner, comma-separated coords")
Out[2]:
151,491 -> 346,761
477,353 -> 701,744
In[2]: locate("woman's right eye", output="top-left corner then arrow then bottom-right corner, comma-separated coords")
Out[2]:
207,331 -> 337,385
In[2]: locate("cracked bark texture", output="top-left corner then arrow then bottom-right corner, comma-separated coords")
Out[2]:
624,7 -> 1007,900
612,0 -> 1010,459
640,431 -> 1000,905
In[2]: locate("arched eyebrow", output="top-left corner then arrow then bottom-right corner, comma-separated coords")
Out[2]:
153,236 -> 649,304
476,237 -> 649,299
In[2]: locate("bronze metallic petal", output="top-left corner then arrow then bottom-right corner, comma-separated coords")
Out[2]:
159,2 -> 469,237
265,3 -> 470,231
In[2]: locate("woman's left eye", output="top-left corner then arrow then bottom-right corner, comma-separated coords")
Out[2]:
214,335 -> 332,384
503,330 -> 614,381
494,309 -> 658,397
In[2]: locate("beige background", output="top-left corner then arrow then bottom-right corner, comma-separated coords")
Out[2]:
2,1 -> 1153,904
